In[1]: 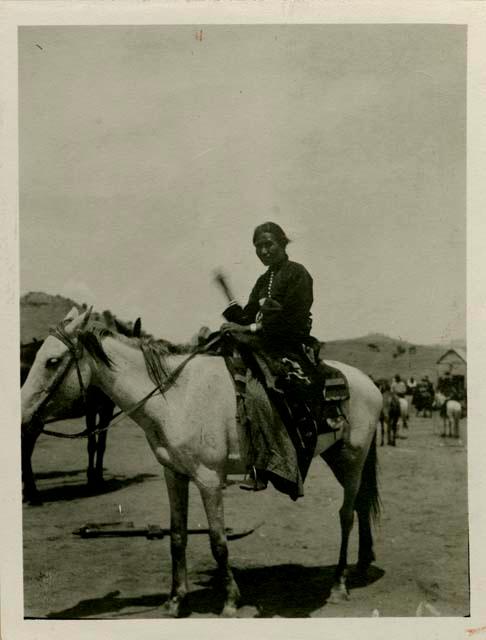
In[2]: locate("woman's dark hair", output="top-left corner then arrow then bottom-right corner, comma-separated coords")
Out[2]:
252,222 -> 290,248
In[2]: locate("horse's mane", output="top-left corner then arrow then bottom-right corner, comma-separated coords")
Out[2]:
77,324 -> 193,387
78,326 -> 116,368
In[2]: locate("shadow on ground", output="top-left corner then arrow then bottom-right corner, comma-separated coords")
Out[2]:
190,564 -> 385,617
33,469 -> 86,480
42,563 -> 384,619
27,473 -> 159,504
42,590 -> 164,619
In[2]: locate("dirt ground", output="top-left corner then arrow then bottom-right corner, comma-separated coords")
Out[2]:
23,411 -> 469,619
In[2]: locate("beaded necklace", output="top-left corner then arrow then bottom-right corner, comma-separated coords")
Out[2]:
267,271 -> 274,298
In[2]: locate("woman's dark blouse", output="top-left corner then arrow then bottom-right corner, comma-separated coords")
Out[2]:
223,257 -> 313,349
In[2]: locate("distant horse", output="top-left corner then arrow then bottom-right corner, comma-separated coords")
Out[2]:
434,392 -> 462,439
20,317 -> 141,506
413,386 -> 433,418
376,380 -> 408,446
382,392 -> 400,447
22,308 -> 382,616
376,379 -> 395,446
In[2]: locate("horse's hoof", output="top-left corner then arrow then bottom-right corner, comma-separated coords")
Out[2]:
328,586 -> 350,604
221,604 -> 238,617
161,597 -> 185,618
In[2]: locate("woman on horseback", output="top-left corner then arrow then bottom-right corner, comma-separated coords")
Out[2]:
219,222 -> 320,496
220,222 -> 314,353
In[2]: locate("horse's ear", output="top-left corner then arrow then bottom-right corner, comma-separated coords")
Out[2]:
133,318 -> 142,338
63,307 -> 79,322
80,306 -> 93,330
64,307 -> 92,334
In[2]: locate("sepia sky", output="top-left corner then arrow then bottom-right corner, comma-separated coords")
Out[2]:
19,25 -> 466,345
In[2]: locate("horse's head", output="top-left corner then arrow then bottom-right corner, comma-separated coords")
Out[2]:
433,392 -> 446,409
21,307 -> 93,427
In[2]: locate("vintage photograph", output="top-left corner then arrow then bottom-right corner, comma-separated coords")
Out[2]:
16,22 -> 468,622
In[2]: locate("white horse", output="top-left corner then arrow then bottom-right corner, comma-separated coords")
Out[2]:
21,308 -> 383,617
434,392 -> 462,438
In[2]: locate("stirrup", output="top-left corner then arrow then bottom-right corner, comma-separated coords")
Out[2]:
325,415 -> 346,431
240,467 -> 267,492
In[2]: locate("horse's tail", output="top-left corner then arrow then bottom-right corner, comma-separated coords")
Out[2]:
356,431 -> 381,524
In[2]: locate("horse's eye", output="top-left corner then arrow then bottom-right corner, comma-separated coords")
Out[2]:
45,358 -> 60,368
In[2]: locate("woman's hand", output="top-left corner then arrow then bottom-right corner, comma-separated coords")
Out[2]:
220,322 -> 249,335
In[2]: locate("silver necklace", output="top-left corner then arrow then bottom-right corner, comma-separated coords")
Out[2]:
267,271 -> 274,297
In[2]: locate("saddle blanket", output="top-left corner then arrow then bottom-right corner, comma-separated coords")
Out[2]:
223,349 -> 348,498
194,333 -> 348,498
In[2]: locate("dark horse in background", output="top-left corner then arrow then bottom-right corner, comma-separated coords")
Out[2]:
375,378 -> 400,447
21,317 -> 141,506
412,385 -> 434,418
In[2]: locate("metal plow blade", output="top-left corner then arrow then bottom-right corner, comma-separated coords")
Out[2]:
72,520 -> 262,541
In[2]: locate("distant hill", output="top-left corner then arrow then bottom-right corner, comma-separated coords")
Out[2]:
21,292 -> 457,383
20,292 -> 145,345
20,292 -> 83,344
321,333 -> 451,383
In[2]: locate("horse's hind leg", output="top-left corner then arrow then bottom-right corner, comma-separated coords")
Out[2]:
355,435 -> 379,574
389,417 -> 397,446
446,417 -> 451,438
198,479 -> 240,617
332,482 -> 360,602
454,416 -> 460,439
321,446 -> 362,603
162,468 -> 189,617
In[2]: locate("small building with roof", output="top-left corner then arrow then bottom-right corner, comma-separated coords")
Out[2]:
436,347 -> 467,397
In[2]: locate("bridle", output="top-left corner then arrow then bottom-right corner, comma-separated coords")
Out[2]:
29,320 -> 222,440
26,314 -> 92,439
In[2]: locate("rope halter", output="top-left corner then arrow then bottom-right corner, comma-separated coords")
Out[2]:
28,309 -> 92,428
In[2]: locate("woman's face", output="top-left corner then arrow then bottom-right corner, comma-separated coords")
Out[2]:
254,232 -> 286,267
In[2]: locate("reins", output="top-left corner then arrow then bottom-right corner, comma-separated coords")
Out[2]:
39,331 -> 222,440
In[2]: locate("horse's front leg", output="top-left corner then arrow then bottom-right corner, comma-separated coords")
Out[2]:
94,403 -> 113,485
86,408 -> 97,488
22,418 -> 44,505
198,477 -> 241,617
162,468 -> 189,617
94,429 -> 107,483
